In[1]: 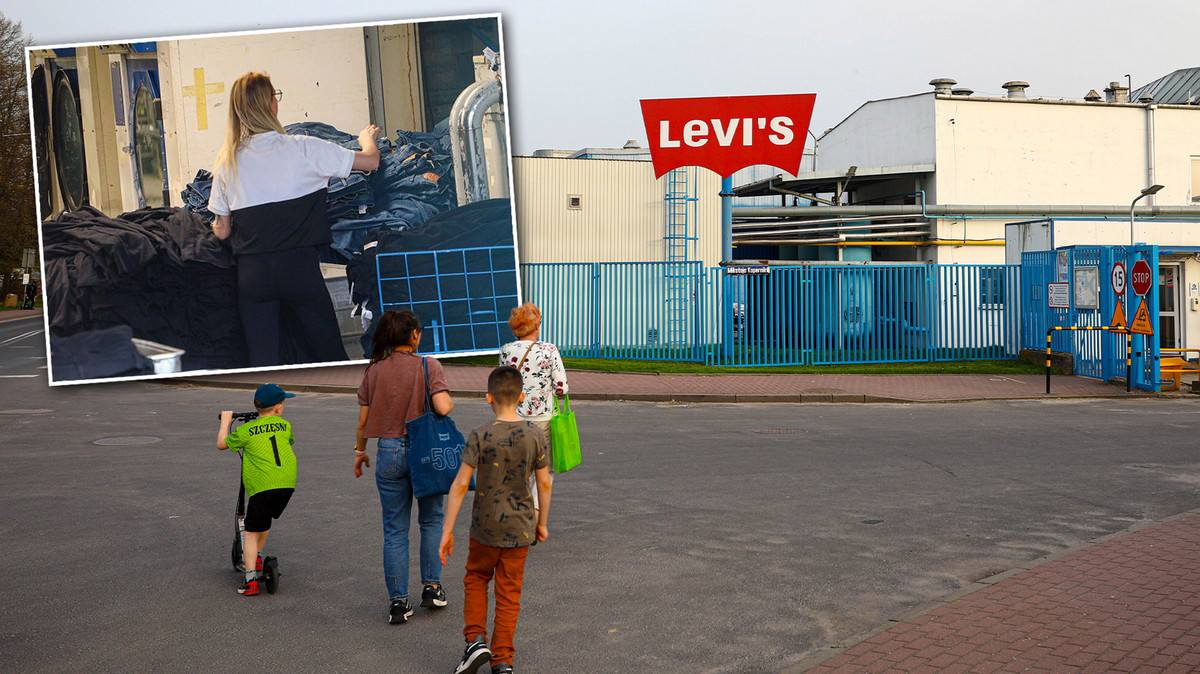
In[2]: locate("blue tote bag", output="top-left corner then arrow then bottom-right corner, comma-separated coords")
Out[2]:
405,357 -> 467,498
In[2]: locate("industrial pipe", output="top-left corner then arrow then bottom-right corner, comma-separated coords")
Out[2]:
733,204 -> 1200,218
450,76 -> 503,205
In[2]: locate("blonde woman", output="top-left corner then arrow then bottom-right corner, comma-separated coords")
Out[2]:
499,303 -> 568,464
209,71 -> 381,366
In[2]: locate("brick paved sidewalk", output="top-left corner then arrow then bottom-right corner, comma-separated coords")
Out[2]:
0,308 -> 41,322
797,510 -> 1200,673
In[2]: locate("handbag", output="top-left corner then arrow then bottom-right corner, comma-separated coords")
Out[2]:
549,393 -> 581,473
405,357 -> 467,498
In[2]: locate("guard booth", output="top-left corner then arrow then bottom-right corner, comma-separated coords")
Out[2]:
1010,215 -> 1200,392
1019,244 -> 1198,392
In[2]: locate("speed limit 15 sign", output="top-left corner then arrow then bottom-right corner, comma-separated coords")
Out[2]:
1111,262 -> 1126,295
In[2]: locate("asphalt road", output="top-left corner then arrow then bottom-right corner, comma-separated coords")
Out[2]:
0,314 -> 46,380
3,324 -> 1200,672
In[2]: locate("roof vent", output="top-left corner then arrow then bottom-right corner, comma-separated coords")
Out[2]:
622,139 -> 640,149
951,88 -> 974,97
929,78 -> 956,94
1084,89 -> 1102,102
1105,81 -> 1129,103
1138,96 -> 1154,103
1002,81 -> 1029,99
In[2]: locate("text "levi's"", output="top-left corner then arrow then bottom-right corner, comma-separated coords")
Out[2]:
658,117 -> 795,148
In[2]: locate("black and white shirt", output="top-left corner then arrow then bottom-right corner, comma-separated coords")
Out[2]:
209,131 -> 354,255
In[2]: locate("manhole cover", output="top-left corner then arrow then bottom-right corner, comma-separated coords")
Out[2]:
753,428 -> 808,435
92,436 -> 162,446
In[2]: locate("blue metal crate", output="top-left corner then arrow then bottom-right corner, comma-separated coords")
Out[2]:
377,245 -> 519,355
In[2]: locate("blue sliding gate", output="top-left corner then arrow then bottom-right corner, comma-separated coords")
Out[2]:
1020,246 -> 1159,391
522,262 -> 1020,366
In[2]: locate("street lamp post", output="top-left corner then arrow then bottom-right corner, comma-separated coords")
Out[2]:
1129,184 -> 1164,246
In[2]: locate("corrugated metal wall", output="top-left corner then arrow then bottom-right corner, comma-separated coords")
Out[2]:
512,156 -> 723,267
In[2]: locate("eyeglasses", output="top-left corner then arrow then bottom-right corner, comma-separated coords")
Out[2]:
273,90 -> 283,101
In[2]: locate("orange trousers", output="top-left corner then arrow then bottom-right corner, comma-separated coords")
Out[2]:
463,537 -> 531,666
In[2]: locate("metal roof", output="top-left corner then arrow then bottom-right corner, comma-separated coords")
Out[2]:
1131,68 -> 1200,105
731,164 -> 934,198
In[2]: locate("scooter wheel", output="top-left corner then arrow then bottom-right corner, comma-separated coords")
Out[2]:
263,556 -> 280,594
231,539 -> 243,572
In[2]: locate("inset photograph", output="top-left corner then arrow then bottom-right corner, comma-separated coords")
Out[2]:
30,14 -> 516,384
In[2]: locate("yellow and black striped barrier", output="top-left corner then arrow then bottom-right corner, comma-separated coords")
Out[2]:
1045,326 -> 1132,395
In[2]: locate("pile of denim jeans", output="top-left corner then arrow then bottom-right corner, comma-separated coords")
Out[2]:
182,121 -> 458,262
283,122 -> 380,221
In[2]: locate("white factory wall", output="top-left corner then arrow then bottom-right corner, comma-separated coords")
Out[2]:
512,156 -> 723,267
159,28 -> 372,202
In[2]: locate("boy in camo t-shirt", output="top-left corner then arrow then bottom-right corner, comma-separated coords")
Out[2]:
439,366 -> 551,674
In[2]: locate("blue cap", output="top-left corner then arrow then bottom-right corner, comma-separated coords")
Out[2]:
254,383 -> 295,408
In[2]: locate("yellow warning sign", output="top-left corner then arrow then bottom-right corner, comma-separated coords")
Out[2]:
1110,299 -> 1128,332
1130,298 -> 1154,335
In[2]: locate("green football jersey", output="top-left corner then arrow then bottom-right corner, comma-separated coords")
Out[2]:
224,416 -> 297,497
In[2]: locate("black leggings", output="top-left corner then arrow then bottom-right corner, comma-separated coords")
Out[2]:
236,246 -> 348,367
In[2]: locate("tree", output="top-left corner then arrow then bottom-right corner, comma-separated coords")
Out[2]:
0,13 -> 35,300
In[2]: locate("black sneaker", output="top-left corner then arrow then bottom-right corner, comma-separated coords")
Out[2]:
453,635 -> 491,674
421,583 -> 448,608
388,598 -> 413,625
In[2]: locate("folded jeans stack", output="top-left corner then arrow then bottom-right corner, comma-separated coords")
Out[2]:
181,169 -> 215,221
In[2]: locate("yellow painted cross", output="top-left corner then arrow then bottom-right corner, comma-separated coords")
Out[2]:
182,68 -> 224,131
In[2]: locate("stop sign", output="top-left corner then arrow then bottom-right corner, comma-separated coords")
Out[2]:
1130,259 -> 1153,296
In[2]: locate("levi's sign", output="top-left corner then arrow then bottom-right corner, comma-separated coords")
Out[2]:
639,94 -> 816,178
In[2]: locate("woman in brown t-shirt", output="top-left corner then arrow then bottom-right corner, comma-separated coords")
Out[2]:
354,309 -> 454,624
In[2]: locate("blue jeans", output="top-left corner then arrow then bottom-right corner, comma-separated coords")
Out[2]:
375,436 -> 444,600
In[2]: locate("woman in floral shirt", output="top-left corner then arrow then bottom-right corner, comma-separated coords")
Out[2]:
499,303 -> 568,482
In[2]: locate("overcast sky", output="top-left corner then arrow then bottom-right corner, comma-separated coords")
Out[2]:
10,0 -> 1199,156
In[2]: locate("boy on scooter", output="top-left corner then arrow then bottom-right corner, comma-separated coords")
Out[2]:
217,383 -> 298,596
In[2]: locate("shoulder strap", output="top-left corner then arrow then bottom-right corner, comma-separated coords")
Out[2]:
421,356 -> 433,414
517,340 -> 537,370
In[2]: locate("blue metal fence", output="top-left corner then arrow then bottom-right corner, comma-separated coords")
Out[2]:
521,262 -> 705,361
523,262 -> 1021,366
933,264 -> 1021,362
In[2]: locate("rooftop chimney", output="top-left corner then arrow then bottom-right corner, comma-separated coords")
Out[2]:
951,87 -> 974,97
1002,81 -> 1030,99
1104,81 -> 1129,103
1084,89 -> 1102,102
929,78 -> 956,95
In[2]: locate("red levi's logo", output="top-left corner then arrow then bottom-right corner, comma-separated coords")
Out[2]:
639,94 -> 816,178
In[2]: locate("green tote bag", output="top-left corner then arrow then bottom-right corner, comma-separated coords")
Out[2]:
549,393 -> 581,473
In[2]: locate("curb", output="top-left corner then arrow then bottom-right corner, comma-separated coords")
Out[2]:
171,378 -> 1163,405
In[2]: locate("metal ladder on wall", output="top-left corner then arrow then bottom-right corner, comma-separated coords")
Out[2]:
663,167 -> 699,349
